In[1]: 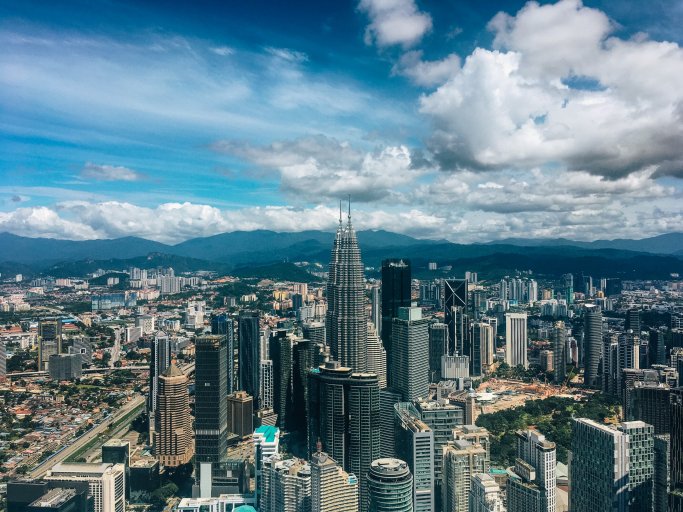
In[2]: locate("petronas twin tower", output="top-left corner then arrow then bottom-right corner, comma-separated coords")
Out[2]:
326,203 -> 367,372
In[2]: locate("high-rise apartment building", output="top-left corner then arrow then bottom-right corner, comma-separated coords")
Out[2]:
442,439 -> 489,512
552,321 -> 567,384
238,311 -> 261,409
366,458 -> 413,512
470,474 -> 505,512
381,259 -> 411,386
395,408 -> 434,512
326,208 -> 367,372
310,451 -> 358,512
428,323 -> 448,383
261,456 -> 311,512
583,305 -> 602,388
307,361 -> 380,512
505,312 -> 528,368
569,418 -> 629,512
195,335 -> 229,464
155,364 -> 194,467
392,306 -> 429,401
507,429 -> 556,512
617,420 -> 654,512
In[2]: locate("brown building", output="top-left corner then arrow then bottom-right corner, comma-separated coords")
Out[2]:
155,364 -> 194,467
227,391 -> 253,438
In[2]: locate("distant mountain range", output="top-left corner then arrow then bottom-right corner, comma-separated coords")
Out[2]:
488,232 -> 683,255
0,230 -> 681,280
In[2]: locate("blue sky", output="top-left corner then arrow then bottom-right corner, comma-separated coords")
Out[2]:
1,0 -> 682,243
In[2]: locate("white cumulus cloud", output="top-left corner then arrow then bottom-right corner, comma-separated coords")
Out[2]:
359,0 -> 433,48
419,0 -> 683,178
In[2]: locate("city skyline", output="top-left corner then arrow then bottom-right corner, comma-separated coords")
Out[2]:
2,0 -> 683,244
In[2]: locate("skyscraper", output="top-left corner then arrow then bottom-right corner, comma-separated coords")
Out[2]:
366,323 -> 387,389
38,319 -> 62,371
149,333 -> 171,414
211,314 -> 235,395
381,259 -> 411,386
627,381 -> 671,434
370,285 -> 381,338
670,388 -> 683,509
155,364 -> 194,467
505,312 -> 528,368
470,474 -> 505,512
442,439 -> 489,512
444,279 -> 468,356
617,420 -> 654,512
238,311 -> 261,408
270,329 -> 293,429
507,429 -> 556,512
654,434 -> 670,512
195,335 -> 229,464
625,308 -> 641,335
569,418 -> 629,512
392,306 -> 429,401
303,321 -> 326,346
395,408 -> 434,512
428,323 -> 448,383
326,206 -> 367,372
395,399 -> 465,509
261,456 -> 311,512
552,321 -> 567,384
310,451 -> 358,512
617,331 -> 640,397
471,322 -> 494,376
366,458 -> 413,512
583,305 -> 602,388
307,361 -> 380,512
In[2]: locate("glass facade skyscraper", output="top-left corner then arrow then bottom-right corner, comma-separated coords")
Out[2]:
195,335 -> 229,464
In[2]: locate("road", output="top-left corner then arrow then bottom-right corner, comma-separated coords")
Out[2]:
29,394 -> 145,479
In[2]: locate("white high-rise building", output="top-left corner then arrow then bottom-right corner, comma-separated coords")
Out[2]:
505,312 -> 528,368
310,451 -> 359,512
507,429 -> 556,512
46,463 -> 126,512
470,473 -> 505,512
261,455 -> 311,512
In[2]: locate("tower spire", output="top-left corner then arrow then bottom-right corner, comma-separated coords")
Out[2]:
339,200 -> 343,226
347,195 -> 352,226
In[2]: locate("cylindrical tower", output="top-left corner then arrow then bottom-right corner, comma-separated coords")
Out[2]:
366,458 -> 413,512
